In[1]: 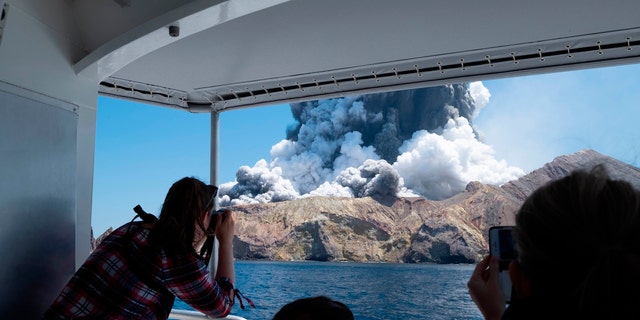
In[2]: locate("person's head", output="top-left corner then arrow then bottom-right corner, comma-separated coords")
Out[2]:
272,296 -> 354,320
510,164 -> 640,317
149,177 -> 218,258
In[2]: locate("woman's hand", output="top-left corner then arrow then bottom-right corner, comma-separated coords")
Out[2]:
215,209 -> 236,246
214,209 -> 236,285
467,255 -> 506,320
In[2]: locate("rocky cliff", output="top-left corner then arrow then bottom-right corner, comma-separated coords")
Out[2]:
231,179 -> 519,263
230,149 -> 640,263
93,149 -> 640,263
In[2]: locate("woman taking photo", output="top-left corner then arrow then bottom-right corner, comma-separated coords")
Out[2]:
44,177 -> 240,319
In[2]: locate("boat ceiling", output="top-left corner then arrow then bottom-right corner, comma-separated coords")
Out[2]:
65,0 -> 640,112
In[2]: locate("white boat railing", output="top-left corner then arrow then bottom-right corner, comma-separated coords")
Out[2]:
169,309 -> 247,320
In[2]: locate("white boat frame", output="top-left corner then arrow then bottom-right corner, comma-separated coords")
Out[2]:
1,0 -> 639,318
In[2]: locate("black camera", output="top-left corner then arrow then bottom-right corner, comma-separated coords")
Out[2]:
215,209 -> 226,218
206,209 -> 226,233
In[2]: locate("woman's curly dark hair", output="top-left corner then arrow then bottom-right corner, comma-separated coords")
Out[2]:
149,177 -> 218,260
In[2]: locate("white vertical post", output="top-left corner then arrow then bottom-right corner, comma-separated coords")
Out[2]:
209,109 -> 220,278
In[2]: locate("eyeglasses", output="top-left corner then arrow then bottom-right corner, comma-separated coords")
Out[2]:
207,184 -> 219,196
204,185 -> 219,211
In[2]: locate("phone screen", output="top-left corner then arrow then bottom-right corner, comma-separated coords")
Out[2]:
489,226 -> 516,303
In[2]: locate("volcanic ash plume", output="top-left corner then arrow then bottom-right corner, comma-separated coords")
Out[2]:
218,82 -> 524,206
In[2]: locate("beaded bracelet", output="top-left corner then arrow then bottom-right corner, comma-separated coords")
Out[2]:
216,277 -> 255,310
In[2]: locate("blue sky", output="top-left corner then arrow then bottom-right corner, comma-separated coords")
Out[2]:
92,63 -> 640,235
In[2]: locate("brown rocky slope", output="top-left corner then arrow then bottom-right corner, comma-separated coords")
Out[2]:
231,149 -> 640,264
94,149 -> 640,264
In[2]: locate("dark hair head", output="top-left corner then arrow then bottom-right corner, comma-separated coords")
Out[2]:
514,164 -> 640,317
149,177 -> 217,258
272,296 -> 354,320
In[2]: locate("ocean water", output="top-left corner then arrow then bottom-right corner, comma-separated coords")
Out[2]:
174,261 -> 484,320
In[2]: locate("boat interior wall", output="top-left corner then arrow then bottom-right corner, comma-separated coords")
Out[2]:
1,2 -> 97,102
0,85 -> 77,319
0,3 -> 98,317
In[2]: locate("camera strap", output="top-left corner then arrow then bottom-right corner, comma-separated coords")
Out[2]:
133,204 -> 158,223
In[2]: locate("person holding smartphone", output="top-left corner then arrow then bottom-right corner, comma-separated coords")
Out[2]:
467,164 -> 640,320
487,226 -> 517,304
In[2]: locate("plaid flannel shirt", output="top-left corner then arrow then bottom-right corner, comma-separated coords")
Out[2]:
43,222 -> 234,319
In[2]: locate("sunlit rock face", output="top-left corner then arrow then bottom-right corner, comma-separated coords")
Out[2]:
230,149 -> 640,263
94,149 -> 640,263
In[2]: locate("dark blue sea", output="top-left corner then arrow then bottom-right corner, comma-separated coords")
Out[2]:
174,260 -> 483,320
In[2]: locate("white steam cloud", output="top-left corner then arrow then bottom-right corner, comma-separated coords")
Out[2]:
217,82 -> 524,206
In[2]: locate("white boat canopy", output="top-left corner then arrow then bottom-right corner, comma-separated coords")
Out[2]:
72,0 -> 640,112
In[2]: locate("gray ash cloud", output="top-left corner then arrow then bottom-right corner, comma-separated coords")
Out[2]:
218,83 -> 524,206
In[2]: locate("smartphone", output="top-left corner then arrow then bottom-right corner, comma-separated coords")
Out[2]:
489,226 -> 517,303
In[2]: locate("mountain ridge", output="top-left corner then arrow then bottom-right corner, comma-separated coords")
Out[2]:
230,149 -> 640,263
93,149 -> 640,263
